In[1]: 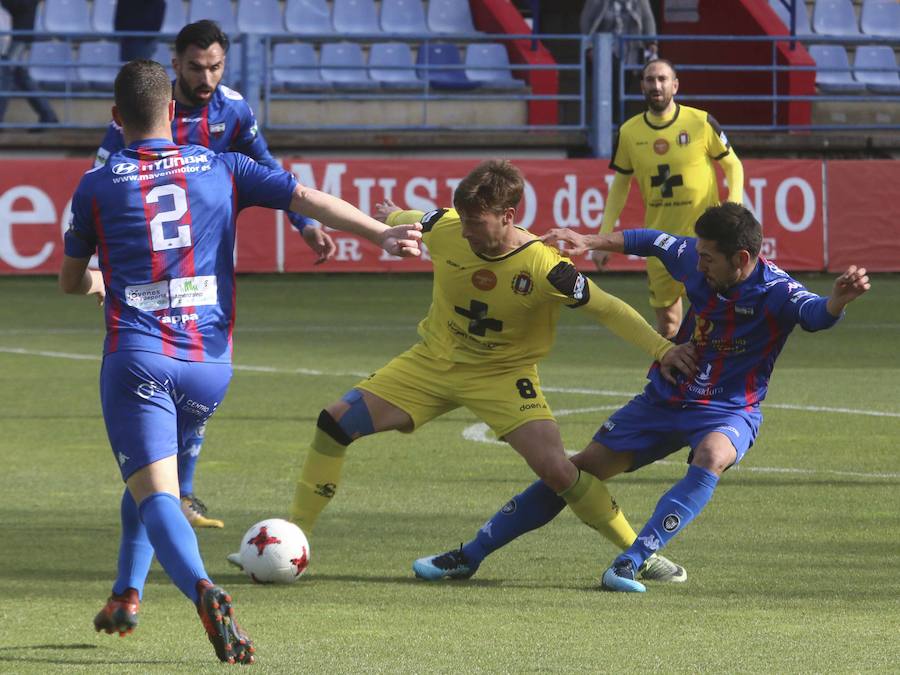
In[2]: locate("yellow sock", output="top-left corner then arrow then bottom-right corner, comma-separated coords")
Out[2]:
559,470 -> 637,551
289,427 -> 348,533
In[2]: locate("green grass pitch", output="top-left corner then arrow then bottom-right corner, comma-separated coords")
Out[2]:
0,273 -> 898,673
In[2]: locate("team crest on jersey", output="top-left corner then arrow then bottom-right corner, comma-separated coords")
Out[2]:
471,269 -> 497,291
653,138 -> 669,155
209,122 -> 226,136
511,271 -> 534,296
676,130 -> 690,146
693,317 -> 714,343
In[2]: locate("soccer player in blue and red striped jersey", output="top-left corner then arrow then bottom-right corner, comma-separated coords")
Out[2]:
412,202 -> 870,591
93,20 -> 337,528
60,60 -> 421,661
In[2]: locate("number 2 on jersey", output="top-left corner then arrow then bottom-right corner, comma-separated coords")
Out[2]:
146,184 -> 191,251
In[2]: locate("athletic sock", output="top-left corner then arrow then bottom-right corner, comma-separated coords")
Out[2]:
462,479 -> 566,565
559,470 -> 638,551
290,427 -> 348,533
619,464 -> 719,569
138,492 -> 209,604
177,429 -> 204,497
112,489 -> 154,599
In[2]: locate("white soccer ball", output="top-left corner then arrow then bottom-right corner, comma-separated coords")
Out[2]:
238,518 -> 310,584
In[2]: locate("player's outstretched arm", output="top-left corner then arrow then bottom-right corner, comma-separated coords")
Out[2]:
59,255 -> 105,305
542,229 -> 626,257
826,265 -> 871,316
290,185 -> 422,257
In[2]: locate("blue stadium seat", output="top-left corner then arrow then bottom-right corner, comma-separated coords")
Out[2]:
237,0 -> 285,34
808,44 -> 865,92
767,0 -> 813,35
369,42 -> 420,88
91,0 -> 116,33
380,0 -> 429,36
320,41 -> 372,88
0,7 -> 11,56
812,0 -> 861,36
416,43 -> 478,90
427,0 -> 479,35
332,0 -> 379,36
271,42 -> 327,90
853,45 -> 900,94
284,0 -> 333,36
464,43 -> 525,89
28,41 -> 73,89
152,42 -> 176,78
162,0 -> 188,35
43,0 -> 91,34
860,0 -> 900,39
189,0 -> 238,35
224,42 -> 243,89
76,40 -> 119,90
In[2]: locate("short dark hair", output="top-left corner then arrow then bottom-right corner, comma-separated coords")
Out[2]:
641,58 -> 677,80
453,160 -> 524,217
694,202 -> 763,259
114,60 -> 172,133
175,19 -> 229,55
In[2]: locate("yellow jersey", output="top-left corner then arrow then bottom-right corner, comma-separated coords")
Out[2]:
386,207 -> 673,368
610,104 -> 731,236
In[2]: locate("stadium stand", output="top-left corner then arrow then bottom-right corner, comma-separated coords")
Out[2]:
162,0 -> 189,35
416,42 -> 477,89
369,42 -> 421,88
332,0 -> 380,36
464,43 -> 524,89
152,42 -> 175,78
284,0 -> 334,36
43,0 -> 91,34
812,0 -> 861,36
808,44 -> 866,92
426,0 -> 479,35
225,41 -> 243,89
853,45 -> 900,93
271,41 -> 325,90
768,0 -> 814,35
27,40 -> 71,89
320,41 -> 372,89
860,0 -> 900,39
91,0 -> 115,33
236,0 -> 285,34
380,0 -> 430,36
76,40 -> 118,90
189,0 -> 238,35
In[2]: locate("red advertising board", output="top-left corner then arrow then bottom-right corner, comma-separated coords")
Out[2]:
0,158 -> 891,275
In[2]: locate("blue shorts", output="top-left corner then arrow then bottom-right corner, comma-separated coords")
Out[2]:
592,393 -> 762,471
100,351 -> 233,481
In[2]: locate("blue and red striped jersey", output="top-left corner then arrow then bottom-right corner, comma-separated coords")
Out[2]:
624,229 -> 841,411
65,138 -> 296,363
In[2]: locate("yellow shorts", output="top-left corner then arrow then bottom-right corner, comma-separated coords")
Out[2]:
646,257 -> 685,309
355,343 -> 555,439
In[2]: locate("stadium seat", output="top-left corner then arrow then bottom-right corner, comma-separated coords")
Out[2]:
161,0 -> 188,35
464,43 -> 525,89
332,0 -> 380,36
91,0 -> 116,33
380,0 -> 429,36
0,6 -> 11,56
152,42 -> 175,78
284,0 -> 333,36
189,0 -> 238,35
369,42 -> 420,88
43,0 -> 91,34
767,0 -> 813,35
860,0 -> 900,39
416,43 -> 478,90
426,0 -> 479,35
237,0 -> 285,34
28,41 -> 73,89
320,41 -> 372,89
76,40 -> 119,90
808,44 -> 866,92
224,41 -> 243,89
812,0 -> 861,36
271,42 -> 326,90
853,45 -> 900,94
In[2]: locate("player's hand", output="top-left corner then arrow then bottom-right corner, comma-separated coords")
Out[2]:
374,197 -> 402,223
380,222 -> 422,257
658,342 -> 697,384
831,265 -> 871,307
590,249 -> 610,271
541,228 -> 590,256
301,225 -> 337,265
90,269 -> 105,307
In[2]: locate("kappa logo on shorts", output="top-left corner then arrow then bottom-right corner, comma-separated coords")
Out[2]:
601,420 -> 616,432
662,514 -> 680,532
501,499 -> 517,515
117,452 -> 129,466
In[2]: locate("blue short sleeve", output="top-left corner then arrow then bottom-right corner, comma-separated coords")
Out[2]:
220,152 -> 297,212
63,180 -> 98,258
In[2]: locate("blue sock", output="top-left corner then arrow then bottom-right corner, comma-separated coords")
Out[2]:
112,489 -> 154,599
462,480 -> 565,565
138,492 -> 209,603
619,464 -> 719,570
177,431 -> 204,496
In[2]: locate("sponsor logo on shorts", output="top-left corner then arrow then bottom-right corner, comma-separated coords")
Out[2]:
601,420 -> 615,432
511,271 -> 533,296
471,269 -> 497,291
662,514 -> 681,532
136,381 -> 162,400
501,499 -> 517,515
714,425 -> 740,438
519,402 -> 548,411
117,452 -> 129,466
653,138 -> 669,155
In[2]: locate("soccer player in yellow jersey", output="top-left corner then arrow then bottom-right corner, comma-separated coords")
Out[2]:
595,59 -> 744,337
281,160 -> 698,581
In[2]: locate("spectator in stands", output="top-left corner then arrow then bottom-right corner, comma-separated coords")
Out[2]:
115,0 -> 166,62
0,0 -> 59,127
581,0 -> 658,121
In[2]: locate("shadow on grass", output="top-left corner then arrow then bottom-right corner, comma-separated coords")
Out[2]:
0,643 -> 178,667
